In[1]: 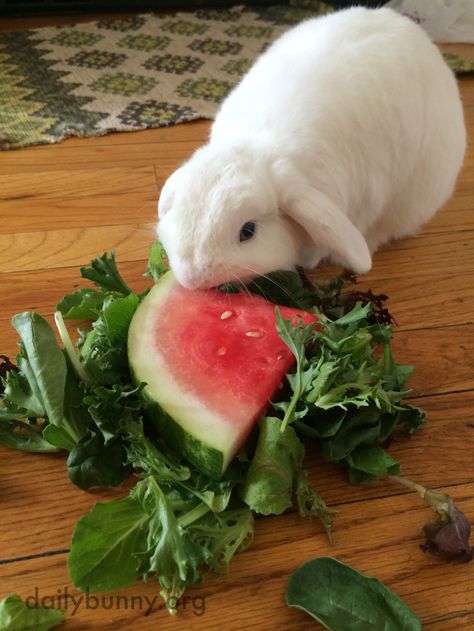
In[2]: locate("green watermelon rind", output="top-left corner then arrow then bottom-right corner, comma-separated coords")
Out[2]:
134,378 -> 224,479
128,271 -> 235,479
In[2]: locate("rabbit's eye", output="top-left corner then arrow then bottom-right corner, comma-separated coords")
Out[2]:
239,221 -> 256,242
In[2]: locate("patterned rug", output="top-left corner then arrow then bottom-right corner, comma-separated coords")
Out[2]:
1,2 -> 473,150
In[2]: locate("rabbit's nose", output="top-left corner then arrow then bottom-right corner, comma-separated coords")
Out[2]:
175,267 -> 203,290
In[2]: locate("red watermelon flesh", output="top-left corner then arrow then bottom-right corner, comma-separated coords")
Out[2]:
128,271 -> 318,478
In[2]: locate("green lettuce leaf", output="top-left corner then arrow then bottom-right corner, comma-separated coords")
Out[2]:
68,495 -> 148,592
0,594 -> 64,631
286,557 -> 421,630
80,250 -> 132,295
240,416 -> 304,515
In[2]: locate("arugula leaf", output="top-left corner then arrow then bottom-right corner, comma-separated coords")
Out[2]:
240,416 -> 304,515
0,594 -> 64,631
296,469 -> 337,542
275,301 -> 422,485
276,309 -> 318,431
286,557 -> 421,630
124,418 -> 239,514
80,250 -> 132,295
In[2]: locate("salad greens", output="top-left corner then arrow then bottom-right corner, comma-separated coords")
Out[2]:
0,246 -> 470,619
286,557 -> 422,631
0,594 -> 64,631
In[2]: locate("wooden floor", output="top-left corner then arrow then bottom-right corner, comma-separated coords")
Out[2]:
1,12 -> 474,631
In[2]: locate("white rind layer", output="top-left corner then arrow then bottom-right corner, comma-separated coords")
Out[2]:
127,271 -> 239,470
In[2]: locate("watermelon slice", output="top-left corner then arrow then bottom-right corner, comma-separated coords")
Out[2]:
128,271 -> 317,478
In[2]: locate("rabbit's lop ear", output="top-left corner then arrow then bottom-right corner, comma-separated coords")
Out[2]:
285,186 -> 372,274
158,167 -> 186,217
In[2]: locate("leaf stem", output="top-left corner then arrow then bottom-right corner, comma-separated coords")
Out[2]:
54,311 -> 91,384
387,474 -> 427,498
177,501 -> 211,528
387,474 -> 451,514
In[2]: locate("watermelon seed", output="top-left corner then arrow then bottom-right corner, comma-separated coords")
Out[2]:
217,346 -> 227,356
245,330 -> 264,338
220,310 -> 234,320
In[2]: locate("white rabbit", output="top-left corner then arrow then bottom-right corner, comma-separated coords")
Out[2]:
157,6 -> 466,289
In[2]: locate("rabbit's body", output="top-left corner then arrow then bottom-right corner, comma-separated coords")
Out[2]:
157,7 -> 466,289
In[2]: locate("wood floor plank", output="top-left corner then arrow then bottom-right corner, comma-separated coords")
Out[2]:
0,140 -> 202,175
0,166 -> 158,233
1,390 -> 472,560
367,229 -> 474,280
1,221 -> 473,277
2,266 -> 473,345
0,12 -> 472,631
0,483 -> 472,629
0,223 -> 155,273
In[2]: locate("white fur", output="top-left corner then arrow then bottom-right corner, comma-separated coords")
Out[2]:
157,6 -> 466,289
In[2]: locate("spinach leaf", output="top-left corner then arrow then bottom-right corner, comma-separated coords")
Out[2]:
67,430 -> 131,490
346,445 -> 401,484
0,594 -> 64,631
68,495 -> 148,592
286,557 -> 422,631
